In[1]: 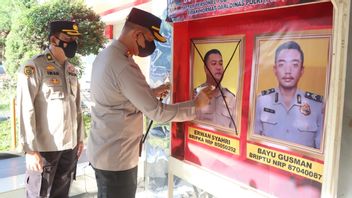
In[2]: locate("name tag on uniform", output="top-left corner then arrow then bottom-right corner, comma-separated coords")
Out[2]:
264,107 -> 275,114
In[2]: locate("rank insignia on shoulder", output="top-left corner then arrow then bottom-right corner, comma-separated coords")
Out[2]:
261,88 -> 275,96
264,107 -> 275,114
300,102 -> 311,116
305,91 -> 323,103
24,66 -> 34,77
46,53 -> 53,61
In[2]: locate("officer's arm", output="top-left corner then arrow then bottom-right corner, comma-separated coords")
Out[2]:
117,63 -> 196,123
75,82 -> 84,142
16,61 -> 40,153
315,107 -> 324,149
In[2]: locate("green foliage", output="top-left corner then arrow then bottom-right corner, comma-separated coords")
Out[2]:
0,80 -> 16,151
4,0 -> 107,77
0,0 -> 37,60
0,120 -> 11,151
83,112 -> 91,141
0,0 -> 13,49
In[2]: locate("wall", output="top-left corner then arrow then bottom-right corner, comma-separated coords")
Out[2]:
337,2 -> 352,197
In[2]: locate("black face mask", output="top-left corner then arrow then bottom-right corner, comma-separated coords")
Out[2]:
55,37 -> 78,58
136,33 -> 156,57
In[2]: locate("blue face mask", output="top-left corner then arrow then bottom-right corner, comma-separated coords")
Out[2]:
136,33 -> 156,57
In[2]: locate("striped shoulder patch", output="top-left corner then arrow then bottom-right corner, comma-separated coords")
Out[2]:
261,88 -> 275,96
305,91 -> 323,103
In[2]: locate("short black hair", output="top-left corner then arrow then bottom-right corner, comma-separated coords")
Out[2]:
204,49 -> 222,65
275,41 -> 304,65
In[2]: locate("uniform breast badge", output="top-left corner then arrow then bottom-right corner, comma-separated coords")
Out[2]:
49,78 -> 61,85
300,102 -> 311,116
24,66 -> 34,77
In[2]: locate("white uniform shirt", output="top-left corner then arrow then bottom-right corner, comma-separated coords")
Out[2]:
87,40 -> 196,171
254,88 -> 323,149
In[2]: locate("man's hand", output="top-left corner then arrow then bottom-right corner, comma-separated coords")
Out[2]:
25,151 -> 43,172
152,82 -> 171,99
77,141 -> 84,158
195,85 -> 214,109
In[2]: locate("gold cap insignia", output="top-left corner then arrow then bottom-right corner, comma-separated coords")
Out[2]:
73,24 -> 78,31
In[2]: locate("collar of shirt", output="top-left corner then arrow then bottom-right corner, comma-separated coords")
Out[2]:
214,86 -> 226,98
274,88 -> 304,108
111,40 -> 132,58
45,48 -> 69,66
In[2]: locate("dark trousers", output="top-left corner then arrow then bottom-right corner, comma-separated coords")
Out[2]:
93,166 -> 138,198
25,147 -> 78,198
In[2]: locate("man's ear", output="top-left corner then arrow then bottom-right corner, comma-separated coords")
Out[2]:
49,35 -> 57,46
273,65 -> 278,76
132,30 -> 141,40
300,66 -> 304,76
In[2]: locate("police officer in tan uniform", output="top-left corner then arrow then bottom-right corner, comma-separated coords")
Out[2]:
254,41 -> 323,149
87,8 -> 213,198
195,49 -> 236,129
17,20 -> 84,197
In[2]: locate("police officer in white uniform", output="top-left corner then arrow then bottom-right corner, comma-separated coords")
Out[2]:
17,20 -> 84,197
195,49 -> 236,129
254,41 -> 323,149
87,8 -> 213,198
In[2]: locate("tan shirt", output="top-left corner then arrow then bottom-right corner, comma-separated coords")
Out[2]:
17,49 -> 84,152
87,40 -> 196,171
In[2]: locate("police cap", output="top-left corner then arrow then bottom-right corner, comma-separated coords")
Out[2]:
49,20 -> 81,36
126,8 -> 166,43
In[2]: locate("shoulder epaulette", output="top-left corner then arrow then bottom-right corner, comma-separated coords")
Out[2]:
304,91 -> 323,103
224,88 -> 236,97
261,88 -> 275,96
32,54 -> 45,60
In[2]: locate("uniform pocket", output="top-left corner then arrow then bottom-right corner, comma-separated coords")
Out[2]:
26,170 -> 43,197
220,107 -> 233,118
48,86 -> 64,100
297,123 -> 318,133
260,112 -> 278,125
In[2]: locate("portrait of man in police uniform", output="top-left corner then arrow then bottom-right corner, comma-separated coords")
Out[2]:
254,40 -> 326,149
194,48 -> 237,129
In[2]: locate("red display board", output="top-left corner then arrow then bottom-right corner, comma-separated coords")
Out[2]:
167,0 -> 328,22
171,2 -> 332,197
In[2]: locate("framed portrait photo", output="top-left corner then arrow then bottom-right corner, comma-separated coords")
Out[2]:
190,36 -> 244,136
249,32 -> 332,156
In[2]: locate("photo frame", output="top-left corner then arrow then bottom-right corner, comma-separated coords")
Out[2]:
249,32 -> 332,156
190,36 -> 244,136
